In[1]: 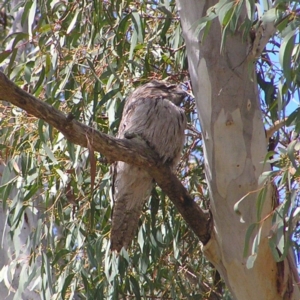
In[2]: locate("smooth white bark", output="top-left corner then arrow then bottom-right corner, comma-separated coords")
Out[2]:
176,0 -> 300,299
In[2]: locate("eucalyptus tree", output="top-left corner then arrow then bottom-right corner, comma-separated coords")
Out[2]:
177,0 -> 300,298
0,0 -> 299,299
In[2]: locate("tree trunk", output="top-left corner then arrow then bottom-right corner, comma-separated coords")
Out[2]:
176,0 -> 300,299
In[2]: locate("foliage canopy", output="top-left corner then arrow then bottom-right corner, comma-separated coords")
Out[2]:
0,0 -> 209,299
0,0 -> 299,299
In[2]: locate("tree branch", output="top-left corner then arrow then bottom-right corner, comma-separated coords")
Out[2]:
265,118 -> 287,140
250,21 -> 277,59
0,71 -> 211,244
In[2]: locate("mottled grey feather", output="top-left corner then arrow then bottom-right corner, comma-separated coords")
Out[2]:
111,80 -> 186,251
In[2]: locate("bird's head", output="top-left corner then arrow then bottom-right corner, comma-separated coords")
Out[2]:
131,80 -> 187,106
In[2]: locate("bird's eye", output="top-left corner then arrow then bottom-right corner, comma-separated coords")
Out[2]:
166,84 -> 177,90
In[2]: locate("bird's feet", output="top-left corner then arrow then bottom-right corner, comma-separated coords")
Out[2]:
124,131 -> 138,139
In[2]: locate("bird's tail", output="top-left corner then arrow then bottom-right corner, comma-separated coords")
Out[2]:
110,164 -> 153,252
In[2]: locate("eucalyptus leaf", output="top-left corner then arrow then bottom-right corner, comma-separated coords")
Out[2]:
279,29 -> 296,88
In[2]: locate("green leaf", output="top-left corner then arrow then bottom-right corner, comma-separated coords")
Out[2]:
38,120 -> 46,143
157,5 -> 173,18
279,29 -> 296,88
53,249 -> 70,265
276,16 -> 290,32
201,20 -> 213,43
243,223 -> 258,257
262,8 -> 277,24
129,275 -> 141,299
131,12 -> 144,43
246,253 -> 257,269
23,183 -> 40,202
256,185 -> 268,221
0,50 -> 13,64
28,0 -> 37,37
86,58 -> 103,84
24,265 -> 38,290
221,3 -> 235,27
251,225 -> 262,255
138,226 -> 145,250
55,168 -> 68,186
32,66 -> 45,94
21,0 -> 32,28
217,1 -> 234,26
286,107 -> 300,126
294,114 -> 300,133
234,192 -> 252,223
0,180 -> 14,210
269,238 -> 281,261
87,244 -> 98,268
129,30 -> 138,63
258,171 -> 277,185
287,140 -> 298,169
32,219 -> 43,249
61,273 -> 75,299
245,0 -> 255,21
262,0 -> 272,11
193,13 -> 217,37
67,9 -> 80,34
7,48 -> 18,76
5,32 -> 29,51
98,88 -> 120,107
67,141 -> 76,162
43,143 -> 58,164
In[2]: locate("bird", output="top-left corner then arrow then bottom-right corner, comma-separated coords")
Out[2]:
110,80 -> 187,252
